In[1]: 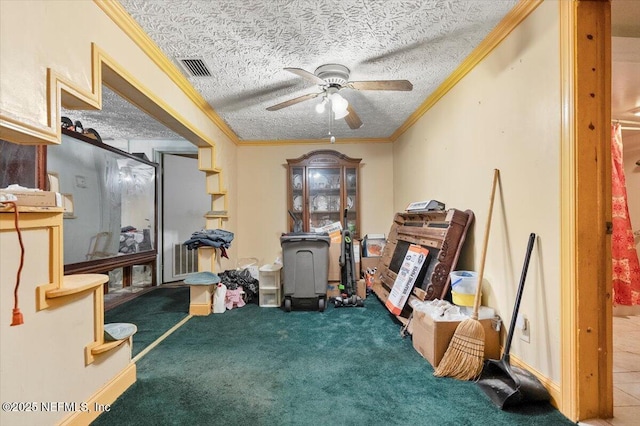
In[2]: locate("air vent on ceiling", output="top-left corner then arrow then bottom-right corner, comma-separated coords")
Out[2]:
176,57 -> 212,77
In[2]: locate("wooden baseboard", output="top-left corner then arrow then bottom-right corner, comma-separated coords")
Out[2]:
57,362 -> 136,426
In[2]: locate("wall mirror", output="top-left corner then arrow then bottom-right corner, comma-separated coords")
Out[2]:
47,129 -> 157,272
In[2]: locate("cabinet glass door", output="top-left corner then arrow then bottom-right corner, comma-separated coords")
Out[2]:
308,167 -> 341,231
290,166 -> 304,214
343,167 -> 358,235
345,167 -> 357,235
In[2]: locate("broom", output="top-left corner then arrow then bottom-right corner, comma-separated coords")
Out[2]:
434,169 -> 499,380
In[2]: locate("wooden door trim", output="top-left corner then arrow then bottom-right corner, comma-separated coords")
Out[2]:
560,0 -> 612,421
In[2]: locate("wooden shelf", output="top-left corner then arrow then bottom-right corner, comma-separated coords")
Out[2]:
46,273 -> 109,299
201,167 -> 222,174
90,339 -> 127,355
198,146 -> 216,170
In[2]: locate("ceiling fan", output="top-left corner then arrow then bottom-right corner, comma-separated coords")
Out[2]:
266,64 -> 413,130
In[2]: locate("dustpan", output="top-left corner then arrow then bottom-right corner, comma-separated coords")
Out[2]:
476,233 -> 550,409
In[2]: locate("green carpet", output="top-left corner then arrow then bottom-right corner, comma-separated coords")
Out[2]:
105,286 -> 190,357
94,290 -> 574,425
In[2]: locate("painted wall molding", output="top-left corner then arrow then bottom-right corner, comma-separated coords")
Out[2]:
0,42 -> 221,151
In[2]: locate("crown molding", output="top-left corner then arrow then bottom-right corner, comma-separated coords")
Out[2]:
93,0 -> 239,145
237,137 -> 392,146
391,0 -> 543,141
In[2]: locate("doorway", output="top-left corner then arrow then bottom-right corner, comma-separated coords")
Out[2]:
160,152 -> 211,283
611,128 -> 640,423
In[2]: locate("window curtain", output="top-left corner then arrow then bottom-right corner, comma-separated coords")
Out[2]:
611,123 -> 640,306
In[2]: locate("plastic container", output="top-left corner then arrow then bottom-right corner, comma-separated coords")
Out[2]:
213,283 -> 227,313
449,271 -> 479,307
259,264 -> 282,289
259,289 -> 281,307
259,264 -> 283,307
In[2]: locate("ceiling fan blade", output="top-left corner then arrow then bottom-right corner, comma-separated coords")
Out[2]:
216,81 -> 299,111
348,80 -> 413,91
361,22 -> 484,65
266,92 -> 320,111
284,67 -> 326,85
344,104 -> 363,130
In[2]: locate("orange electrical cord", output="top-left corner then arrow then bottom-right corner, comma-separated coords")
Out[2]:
2,201 -> 25,326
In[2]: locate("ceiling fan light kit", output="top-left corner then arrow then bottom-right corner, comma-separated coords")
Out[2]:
333,105 -> 350,120
266,63 -> 413,130
315,98 -> 328,114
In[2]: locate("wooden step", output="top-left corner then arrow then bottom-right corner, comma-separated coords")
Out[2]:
46,274 -> 109,298
90,339 -> 128,355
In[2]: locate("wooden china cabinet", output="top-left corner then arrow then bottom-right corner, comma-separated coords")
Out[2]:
286,150 -> 361,238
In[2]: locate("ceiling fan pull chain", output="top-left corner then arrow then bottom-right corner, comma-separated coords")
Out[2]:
329,107 -> 335,144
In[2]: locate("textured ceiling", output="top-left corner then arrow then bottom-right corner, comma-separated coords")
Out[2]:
63,86 -> 181,141
64,0 -> 519,142
63,0 -> 639,145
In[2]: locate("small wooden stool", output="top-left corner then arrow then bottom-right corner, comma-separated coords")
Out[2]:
184,271 -> 221,316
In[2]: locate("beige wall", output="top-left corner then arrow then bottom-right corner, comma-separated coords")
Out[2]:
236,143 -> 394,265
0,0 -> 238,422
394,2 -> 561,382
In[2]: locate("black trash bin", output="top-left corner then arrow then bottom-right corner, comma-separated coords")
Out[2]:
280,232 -> 331,312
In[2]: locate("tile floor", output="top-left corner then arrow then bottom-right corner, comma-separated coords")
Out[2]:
580,309 -> 640,426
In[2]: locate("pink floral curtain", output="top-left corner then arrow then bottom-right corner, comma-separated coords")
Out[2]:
611,123 -> 640,306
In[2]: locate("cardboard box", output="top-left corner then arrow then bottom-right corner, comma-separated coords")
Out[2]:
328,242 -> 341,281
327,281 -> 341,299
328,241 -> 360,282
362,233 -> 386,257
318,221 -> 342,243
411,310 -> 500,369
357,279 -> 366,299
385,244 -> 430,315
0,190 -> 60,207
353,241 -> 361,264
360,257 -> 380,275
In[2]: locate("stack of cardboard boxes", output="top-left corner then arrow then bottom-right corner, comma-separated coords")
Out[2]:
360,233 -> 385,293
